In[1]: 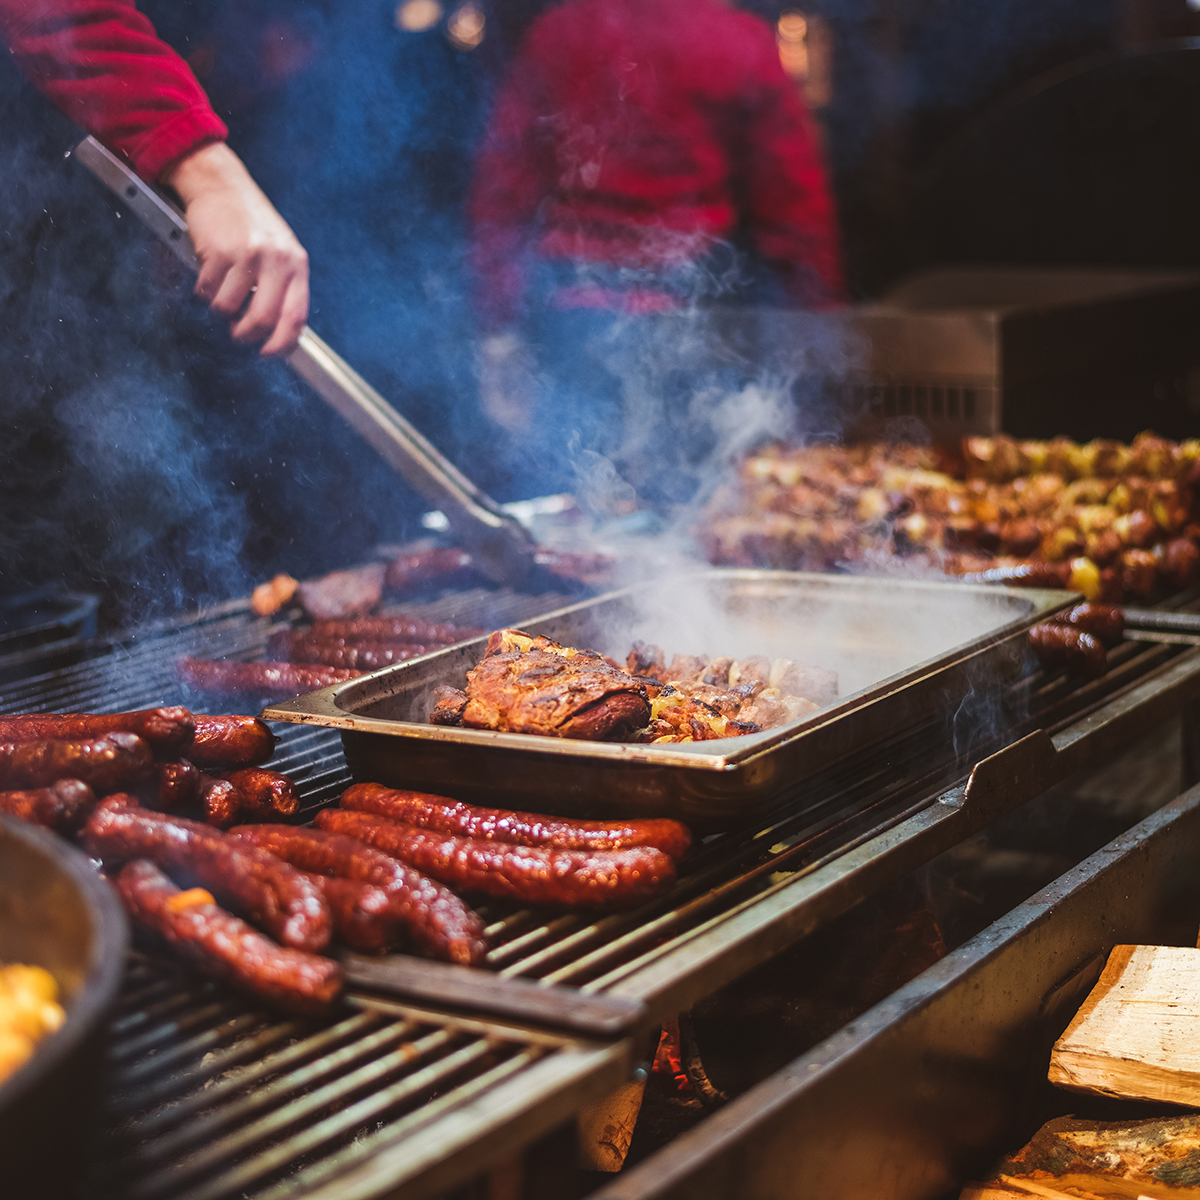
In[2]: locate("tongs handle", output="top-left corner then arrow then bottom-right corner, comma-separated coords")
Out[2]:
71,136 -> 536,586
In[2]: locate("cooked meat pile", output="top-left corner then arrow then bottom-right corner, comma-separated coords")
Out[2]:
432,628 -> 838,743
702,433 -> 1200,603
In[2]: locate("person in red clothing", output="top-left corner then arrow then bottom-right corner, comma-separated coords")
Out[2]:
468,0 -> 843,505
0,0 -> 308,355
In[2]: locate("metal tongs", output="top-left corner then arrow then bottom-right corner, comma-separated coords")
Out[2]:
72,136 -> 537,587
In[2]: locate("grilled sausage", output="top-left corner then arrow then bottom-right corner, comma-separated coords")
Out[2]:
0,780 -> 95,832
340,782 -> 693,860
266,636 -> 439,671
384,546 -> 474,593
1050,603 -> 1125,647
314,809 -> 676,909
86,800 -> 331,952
0,731 -> 152,793
197,773 -> 245,829
1028,623 -> 1108,678
309,615 -> 484,644
229,824 -> 487,965
116,860 -> 342,1015
187,716 -> 276,769
219,768 -> 300,817
0,708 -> 194,758
958,562 -> 1072,589
302,874 -> 406,953
177,659 -> 363,697
136,760 -> 203,812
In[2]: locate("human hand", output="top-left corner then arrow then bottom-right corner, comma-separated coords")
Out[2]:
478,331 -> 537,431
164,142 -> 309,356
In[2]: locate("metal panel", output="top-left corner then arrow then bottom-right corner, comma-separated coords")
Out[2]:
589,785 -> 1200,1200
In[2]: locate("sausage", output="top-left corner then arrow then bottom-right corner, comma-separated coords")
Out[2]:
0,780 -> 95,832
302,875 -> 406,953
0,731 -> 152,793
177,659 -> 363,697
1050,603 -> 1125,647
313,809 -> 676,909
309,616 -> 484,644
197,773 -> 245,829
265,636 -> 439,671
136,760 -> 203,812
340,782 -> 693,860
219,768 -> 300,817
187,716 -> 276,769
229,824 -> 487,965
384,547 -> 475,593
1028,624 -> 1108,678
0,708 -> 194,758
115,860 -> 342,1014
85,800 -> 331,952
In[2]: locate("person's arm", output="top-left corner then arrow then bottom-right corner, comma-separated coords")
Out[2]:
0,0 -> 309,353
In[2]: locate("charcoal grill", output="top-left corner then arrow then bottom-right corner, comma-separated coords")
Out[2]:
7,577 -> 1200,1199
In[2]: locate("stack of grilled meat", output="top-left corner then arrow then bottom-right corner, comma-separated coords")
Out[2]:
431,629 -> 839,744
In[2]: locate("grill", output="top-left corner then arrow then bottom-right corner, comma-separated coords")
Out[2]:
9,576 -> 1200,1199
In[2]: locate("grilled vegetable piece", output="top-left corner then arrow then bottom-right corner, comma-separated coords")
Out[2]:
340,781 -> 693,860
229,824 -> 487,964
0,780 -> 95,832
177,659 -> 363,697
116,860 -> 342,1014
314,809 -> 676,909
0,708 -> 194,758
86,800 -> 331,953
0,732 -> 152,793
462,649 -> 650,740
187,715 -> 276,769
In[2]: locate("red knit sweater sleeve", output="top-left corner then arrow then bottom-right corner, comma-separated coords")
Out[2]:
0,0 -> 228,180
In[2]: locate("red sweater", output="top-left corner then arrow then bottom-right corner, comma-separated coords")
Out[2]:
469,0 -> 843,329
0,0 -> 227,180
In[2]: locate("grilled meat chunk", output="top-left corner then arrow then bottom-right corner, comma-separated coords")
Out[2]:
461,649 -> 650,740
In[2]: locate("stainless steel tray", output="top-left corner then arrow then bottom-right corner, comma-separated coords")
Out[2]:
263,570 -> 1073,827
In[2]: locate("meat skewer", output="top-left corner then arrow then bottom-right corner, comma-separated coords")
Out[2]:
314,809 -> 676,909
229,824 -> 488,965
339,782 -> 693,860
115,860 -> 342,1015
86,799 -> 331,953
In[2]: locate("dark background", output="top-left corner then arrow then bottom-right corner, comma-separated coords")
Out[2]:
1,0 -> 1198,622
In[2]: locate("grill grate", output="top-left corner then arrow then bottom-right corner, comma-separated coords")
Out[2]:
8,582 -> 1200,1197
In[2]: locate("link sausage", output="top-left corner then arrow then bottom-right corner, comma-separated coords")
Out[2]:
1028,623 -> 1108,678
177,659 -> 362,696
309,615 -> 484,644
116,860 -> 342,1014
86,800 -> 331,952
266,636 -> 439,671
0,708 -> 194,758
1050,603 -> 1125,647
314,809 -> 676,909
187,716 -> 276,769
137,760 -> 203,812
220,768 -> 300,817
0,780 -> 95,832
0,732 -> 152,793
229,824 -> 487,965
340,782 -> 693,860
